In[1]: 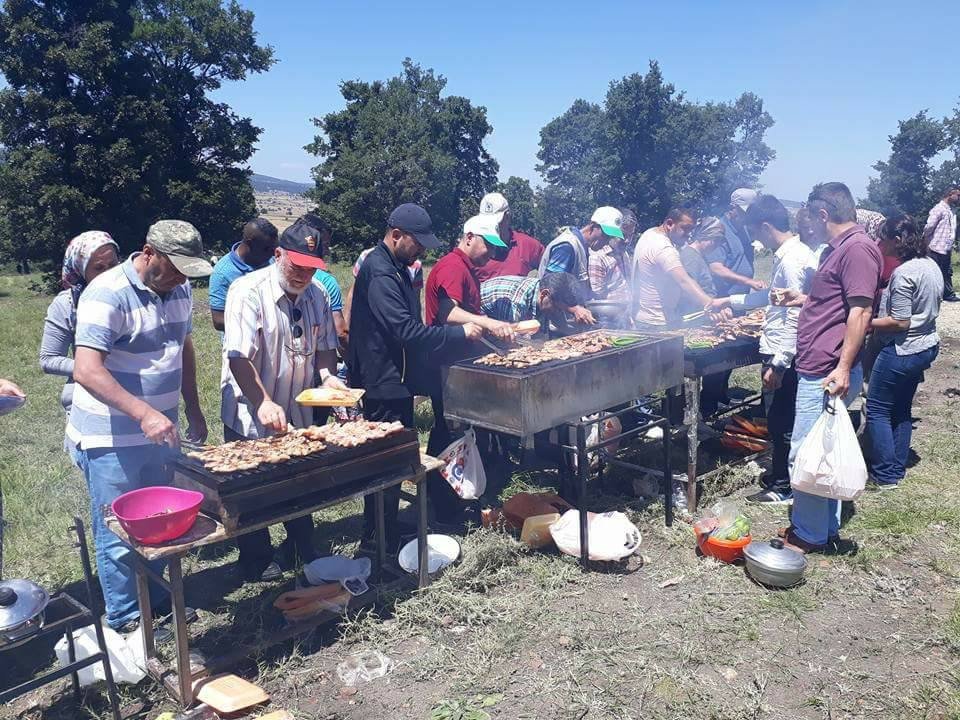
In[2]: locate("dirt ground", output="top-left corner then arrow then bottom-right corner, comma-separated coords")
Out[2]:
7,307 -> 960,720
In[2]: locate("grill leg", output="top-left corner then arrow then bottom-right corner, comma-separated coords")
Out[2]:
576,424 -> 589,567
168,559 -> 193,707
65,622 -> 80,700
662,391 -> 675,527
417,473 -> 429,588
374,490 -> 387,580
684,375 -> 700,512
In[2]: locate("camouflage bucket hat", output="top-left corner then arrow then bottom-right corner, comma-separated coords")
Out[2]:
146,220 -> 213,278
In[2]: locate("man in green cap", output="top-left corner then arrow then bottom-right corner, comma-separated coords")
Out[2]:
69,219 -> 211,640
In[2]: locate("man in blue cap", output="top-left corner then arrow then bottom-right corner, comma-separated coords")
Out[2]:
348,204 -> 483,551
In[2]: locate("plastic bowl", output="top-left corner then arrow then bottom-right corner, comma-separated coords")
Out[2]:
696,530 -> 752,564
112,486 -> 204,545
398,534 -> 461,575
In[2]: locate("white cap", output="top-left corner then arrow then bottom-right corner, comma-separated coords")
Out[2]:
590,206 -> 625,239
463,214 -> 507,248
479,192 -> 509,224
731,188 -> 759,212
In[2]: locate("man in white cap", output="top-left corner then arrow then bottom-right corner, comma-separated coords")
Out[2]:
706,188 -> 766,296
538,206 -> 624,323
474,192 -> 545,282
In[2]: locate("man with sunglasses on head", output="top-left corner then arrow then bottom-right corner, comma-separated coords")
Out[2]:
69,220 -> 211,638
349,204 -> 483,553
221,214 -> 344,583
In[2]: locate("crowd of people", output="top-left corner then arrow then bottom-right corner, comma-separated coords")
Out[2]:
0,179 -> 953,642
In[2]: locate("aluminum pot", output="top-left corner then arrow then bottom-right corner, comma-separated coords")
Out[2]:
742,538 -> 807,588
0,578 -> 49,650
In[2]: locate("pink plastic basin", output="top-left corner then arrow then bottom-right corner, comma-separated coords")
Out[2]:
112,486 -> 204,544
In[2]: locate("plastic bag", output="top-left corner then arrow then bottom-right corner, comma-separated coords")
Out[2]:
791,396 -> 867,501
336,650 -> 393,686
55,625 -> 146,686
694,500 -> 751,541
437,427 -> 486,500
549,509 -> 641,561
569,415 -> 622,471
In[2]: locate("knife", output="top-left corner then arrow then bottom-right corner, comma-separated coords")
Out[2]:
477,335 -> 508,356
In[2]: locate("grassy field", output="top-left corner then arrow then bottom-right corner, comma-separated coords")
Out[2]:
3,265 -> 960,719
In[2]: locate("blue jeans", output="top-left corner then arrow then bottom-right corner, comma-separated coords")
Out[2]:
788,365 -> 863,546
866,344 -> 938,485
76,444 -> 172,630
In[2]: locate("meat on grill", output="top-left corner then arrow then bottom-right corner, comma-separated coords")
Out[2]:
474,330 -> 615,368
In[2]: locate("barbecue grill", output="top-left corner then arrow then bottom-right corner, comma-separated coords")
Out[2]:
173,429 -> 421,532
442,331 -> 684,436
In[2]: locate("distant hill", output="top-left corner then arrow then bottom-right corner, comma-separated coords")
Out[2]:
250,173 -> 312,195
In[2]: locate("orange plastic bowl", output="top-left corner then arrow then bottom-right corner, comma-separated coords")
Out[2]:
696,530 -> 752,563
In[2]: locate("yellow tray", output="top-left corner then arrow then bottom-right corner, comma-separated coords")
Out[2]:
295,387 -> 365,407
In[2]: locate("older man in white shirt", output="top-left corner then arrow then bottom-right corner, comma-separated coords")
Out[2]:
221,215 -> 345,583
709,195 -> 815,504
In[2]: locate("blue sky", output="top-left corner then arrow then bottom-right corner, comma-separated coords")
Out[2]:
216,0 -> 960,203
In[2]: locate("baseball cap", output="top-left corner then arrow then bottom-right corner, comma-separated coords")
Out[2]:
463,214 -> 508,248
590,206 -> 625,240
280,215 -> 329,269
387,203 -> 441,250
146,220 -> 212,278
479,192 -> 509,224
731,188 -> 759,212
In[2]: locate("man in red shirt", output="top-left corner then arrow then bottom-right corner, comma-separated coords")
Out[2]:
424,214 -> 515,526
474,192 -> 544,282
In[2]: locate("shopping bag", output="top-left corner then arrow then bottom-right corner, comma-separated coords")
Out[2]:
437,427 -> 486,500
549,509 -> 642,561
790,396 -> 867,501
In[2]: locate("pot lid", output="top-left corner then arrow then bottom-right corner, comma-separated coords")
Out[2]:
743,538 -> 808,572
0,578 -> 49,632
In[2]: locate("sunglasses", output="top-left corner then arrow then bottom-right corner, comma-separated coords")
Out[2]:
285,306 -> 314,359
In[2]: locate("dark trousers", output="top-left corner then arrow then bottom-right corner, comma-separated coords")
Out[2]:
763,363 -> 798,492
224,425 -> 316,578
700,370 -> 732,417
360,397 -> 414,548
930,250 -> 955,299
866,344 -> 938,484
427,394 -> 473,523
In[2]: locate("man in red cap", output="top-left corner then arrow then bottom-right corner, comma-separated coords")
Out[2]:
221,214 -> 348,583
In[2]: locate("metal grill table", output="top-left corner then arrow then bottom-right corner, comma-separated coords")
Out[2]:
442,331 -> 685,564
105,453 -> 442,708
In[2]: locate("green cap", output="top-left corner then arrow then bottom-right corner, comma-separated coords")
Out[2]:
146,220 -> 213,278
463,214 -> 508,248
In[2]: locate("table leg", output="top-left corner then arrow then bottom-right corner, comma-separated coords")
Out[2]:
576,424 -> 589,567
168,558 -> 193,707
684,375 -> 700,512
417,472 -> 429,588
662,392 -> 675,527
374,490 -> 386,580
134,562 -> 156,661
65,622 -> 80,700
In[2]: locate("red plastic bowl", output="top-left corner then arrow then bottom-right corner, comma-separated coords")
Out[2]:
112,486 -> 204,544
696,530 -> 752,564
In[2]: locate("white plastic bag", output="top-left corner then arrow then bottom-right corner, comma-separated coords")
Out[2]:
791,396 -> 867,501
55,625 -> 146,686
569,414 -> 622,471
549,509 -> 641,561
437,427 -> 486,500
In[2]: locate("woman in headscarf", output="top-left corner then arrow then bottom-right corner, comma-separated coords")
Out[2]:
39,231 -> 120,414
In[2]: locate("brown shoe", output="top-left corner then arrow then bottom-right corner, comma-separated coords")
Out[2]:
781,528 -> 829,554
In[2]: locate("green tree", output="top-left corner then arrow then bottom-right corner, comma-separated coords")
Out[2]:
865,111 -> 946,216
536,61 -> 775,232
306,59 -> 499,254
0,0 -> 273,267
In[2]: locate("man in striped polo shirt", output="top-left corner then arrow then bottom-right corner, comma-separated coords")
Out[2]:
221,214 -> 345,582
69,220 -> 211,634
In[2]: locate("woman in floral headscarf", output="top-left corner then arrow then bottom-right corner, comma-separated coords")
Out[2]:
39,231 -> 120,413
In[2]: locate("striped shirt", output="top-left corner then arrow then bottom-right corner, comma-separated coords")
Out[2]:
925,200 -> 958,254
480,275 -> 540,323
221,263 -> 338,438
67,255 -> 193,449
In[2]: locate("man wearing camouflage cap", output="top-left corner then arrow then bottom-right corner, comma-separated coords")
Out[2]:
69,219 -> 211,639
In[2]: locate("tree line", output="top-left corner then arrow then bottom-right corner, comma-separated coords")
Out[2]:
0,1 -> 953,272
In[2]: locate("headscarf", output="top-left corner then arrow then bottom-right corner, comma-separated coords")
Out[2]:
61,231 -> 120,289
690,216 -> 725,244
856,208 -> 885,242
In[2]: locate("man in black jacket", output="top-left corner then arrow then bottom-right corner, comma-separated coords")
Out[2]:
348,203 -> 482,550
